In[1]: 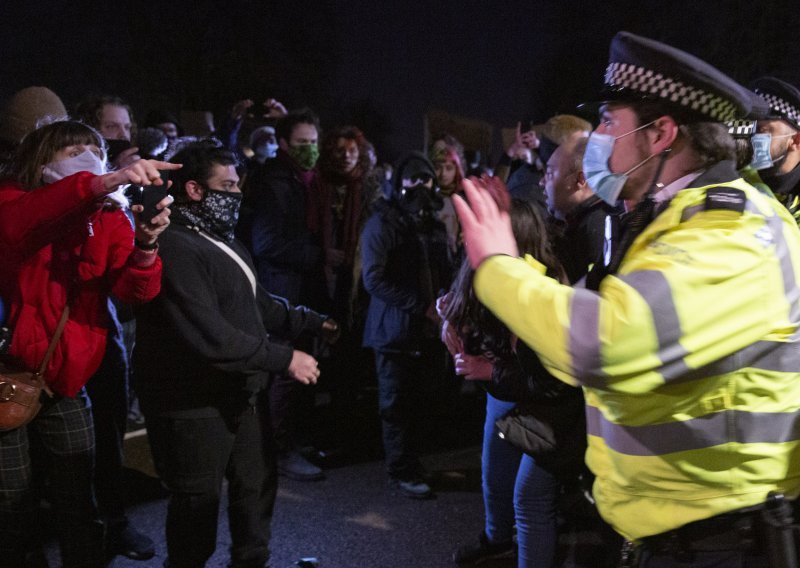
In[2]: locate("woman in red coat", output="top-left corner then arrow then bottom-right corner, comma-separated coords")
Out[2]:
0,120 -> 179,567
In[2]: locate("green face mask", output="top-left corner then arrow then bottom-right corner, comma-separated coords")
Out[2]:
288,143 -> 320,170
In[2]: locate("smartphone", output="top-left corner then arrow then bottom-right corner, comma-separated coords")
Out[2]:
131,171 -> 170,223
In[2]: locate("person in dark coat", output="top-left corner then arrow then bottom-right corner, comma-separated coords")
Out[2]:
134,140 -> 331,567
542,134 -> 619,283
361,151 -> 455,499
239,109 -> 330,481
316,126 -> 382,451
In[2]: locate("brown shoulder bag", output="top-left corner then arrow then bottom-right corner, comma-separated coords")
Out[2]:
0,307 -> 67,431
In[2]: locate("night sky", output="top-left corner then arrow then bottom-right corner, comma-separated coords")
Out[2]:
2,1 -> 799,162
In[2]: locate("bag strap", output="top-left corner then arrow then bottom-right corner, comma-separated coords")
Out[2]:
197,231 -> 258,296
35,305 -> 70,377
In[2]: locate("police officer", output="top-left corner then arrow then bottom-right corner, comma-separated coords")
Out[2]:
454,31 -> 800,566
726,119 -> 775,197
750,77 -> 800,223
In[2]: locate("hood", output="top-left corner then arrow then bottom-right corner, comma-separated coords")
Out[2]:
391,151 -> 437,200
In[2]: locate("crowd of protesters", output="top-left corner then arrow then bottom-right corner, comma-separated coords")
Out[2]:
3,29 -> 800,568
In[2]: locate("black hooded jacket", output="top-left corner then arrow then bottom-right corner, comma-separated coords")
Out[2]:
361,152 -> 454,351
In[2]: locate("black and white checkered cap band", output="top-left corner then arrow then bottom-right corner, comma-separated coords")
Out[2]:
605,62 -> 739,122
726,120 -> 756,136
753,89 -> 800,127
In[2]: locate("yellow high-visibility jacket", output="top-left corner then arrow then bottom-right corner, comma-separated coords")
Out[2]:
474,162 -> 800,540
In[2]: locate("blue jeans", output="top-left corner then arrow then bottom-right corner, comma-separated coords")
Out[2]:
482,393 -> 560,567
515,454 -> 559,567
482,394 -> 520,543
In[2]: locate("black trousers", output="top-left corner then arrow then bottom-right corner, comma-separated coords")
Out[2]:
374,342 -> 448,480
86,324 -> 129,527
143,402 -> 277,568
636,510 -> 774,568
637,548 -> 768,567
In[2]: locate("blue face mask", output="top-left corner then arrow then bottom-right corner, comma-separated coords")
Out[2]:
255,142 -> 279,160
750,133 -> 793,170
583,121 -> 658,205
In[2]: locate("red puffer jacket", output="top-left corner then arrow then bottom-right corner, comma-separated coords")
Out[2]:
0,172 -> 162,397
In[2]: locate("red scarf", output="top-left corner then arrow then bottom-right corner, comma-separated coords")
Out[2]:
319,167 -> 364,266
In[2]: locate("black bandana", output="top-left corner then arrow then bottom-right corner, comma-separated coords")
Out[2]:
172,189 -> 242,242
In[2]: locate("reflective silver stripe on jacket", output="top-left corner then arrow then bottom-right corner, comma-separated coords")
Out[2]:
758,204 -> 800,324
569,192 -> 800,387
667,339 -> 800,384
568,288 -> 603,387
617,270 -> 689,382
586,404 -> 800,456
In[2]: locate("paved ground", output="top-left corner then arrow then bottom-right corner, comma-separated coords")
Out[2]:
95,446 -> 501,568
43,383 -> 514,568
44,383 -> 609,567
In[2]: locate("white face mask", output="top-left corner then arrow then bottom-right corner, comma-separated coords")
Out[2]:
41,149 -> 106,185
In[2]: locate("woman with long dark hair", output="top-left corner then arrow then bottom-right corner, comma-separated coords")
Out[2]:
442,180 -> 580,567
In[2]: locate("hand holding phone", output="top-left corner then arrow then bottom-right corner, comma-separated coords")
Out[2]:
130,171 -> 171,223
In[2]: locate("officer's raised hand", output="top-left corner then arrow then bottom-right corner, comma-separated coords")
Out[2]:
453,177 -> 518,270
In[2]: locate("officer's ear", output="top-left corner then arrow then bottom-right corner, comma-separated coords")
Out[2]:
789,130 -> 800,151
185,180 -> 204,202
648,116 -> 680,154
575,170 -> 588,190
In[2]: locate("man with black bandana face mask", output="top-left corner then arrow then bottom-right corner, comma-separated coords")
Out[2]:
749,77 -> 800,224
361,151 -> 455,499
132,140 -> 337,568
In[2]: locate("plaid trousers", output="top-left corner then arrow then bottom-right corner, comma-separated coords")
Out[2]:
0,389 -> 104,567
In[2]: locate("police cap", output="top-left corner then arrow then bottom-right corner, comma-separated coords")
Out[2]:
726,120 -> 757,138
725,89 -> 772,137
750,76 -> 800,130
597,32 -> 767,123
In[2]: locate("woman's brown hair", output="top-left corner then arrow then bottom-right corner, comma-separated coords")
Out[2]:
442,194 -> 566,356
3,121 -> 105,190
